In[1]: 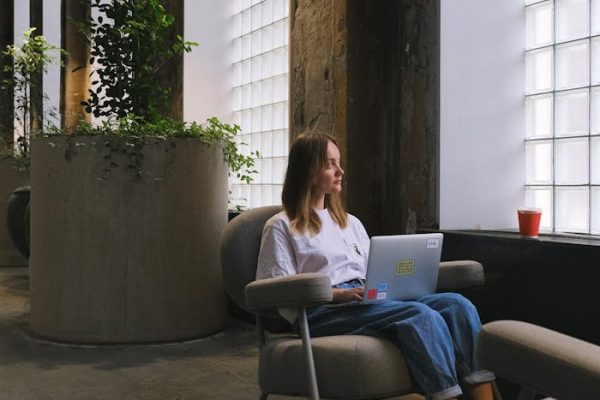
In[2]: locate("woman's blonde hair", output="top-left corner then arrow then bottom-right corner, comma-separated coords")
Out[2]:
282,132 -> 348,235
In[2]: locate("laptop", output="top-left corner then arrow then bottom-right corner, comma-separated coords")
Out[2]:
325,233 -> 443,307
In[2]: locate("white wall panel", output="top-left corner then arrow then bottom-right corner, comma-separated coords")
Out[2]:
440,0 -> 525,230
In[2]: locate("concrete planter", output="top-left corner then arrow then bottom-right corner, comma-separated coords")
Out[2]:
30,136 -> 228,343
0,158 -> 30,267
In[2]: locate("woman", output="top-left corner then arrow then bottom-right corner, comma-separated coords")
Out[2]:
256,132 -> 495,400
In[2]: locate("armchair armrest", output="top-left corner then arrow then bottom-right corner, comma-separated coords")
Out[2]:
437,260 -> 484,290
477,320 -> 600,400
245,273 -> 333,312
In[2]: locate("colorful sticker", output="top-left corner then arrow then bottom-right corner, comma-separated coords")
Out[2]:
396,259 -> 415,276
426,238 -> 440,249
377,282 -> 389,292
367,288 -> 378,300
376,292 -> 387,300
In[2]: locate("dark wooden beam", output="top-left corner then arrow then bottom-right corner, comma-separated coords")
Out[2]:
60,0 -> 91,132
157,0 -> 184,120
0,0 -> 15,148
30,0 -> 44,132
346,0 -> 440,234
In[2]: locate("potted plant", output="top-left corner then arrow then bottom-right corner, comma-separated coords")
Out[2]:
29,0 -> 257,343
0,28 -> 62,265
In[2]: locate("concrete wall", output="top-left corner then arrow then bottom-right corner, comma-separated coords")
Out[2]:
440,0 -> 525,230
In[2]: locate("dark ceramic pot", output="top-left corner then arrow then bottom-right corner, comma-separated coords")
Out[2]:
6,185 -> 30,259
228,209 -> 243,222
24,201 -> 30,251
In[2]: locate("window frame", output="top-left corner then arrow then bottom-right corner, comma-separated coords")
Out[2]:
525,0 -> 600,235
229,0 -> 290,210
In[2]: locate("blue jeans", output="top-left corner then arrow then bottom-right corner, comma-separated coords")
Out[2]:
302,281 -> 495,400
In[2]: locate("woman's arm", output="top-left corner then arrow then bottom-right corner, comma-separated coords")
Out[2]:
332,287 -> 364,303
256,221 -> 297,280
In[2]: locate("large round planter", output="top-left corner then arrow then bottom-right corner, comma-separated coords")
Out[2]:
30,136 -> 228,343
0,158 -> 30,266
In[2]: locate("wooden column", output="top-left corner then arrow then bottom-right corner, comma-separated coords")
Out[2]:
289,0 -> 349,204
30,0 -> 44,132
289,0 -> 348,152
289,0 -> 440,235
158,0 -> 184,120
0,0 -> 14,149
345,0 -> 440,234
60,0 -> 91,132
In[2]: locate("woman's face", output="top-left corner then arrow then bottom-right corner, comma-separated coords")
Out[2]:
313,140 -> 344,196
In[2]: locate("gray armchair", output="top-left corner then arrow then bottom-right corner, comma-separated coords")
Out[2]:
477,320 -> 600,400
221,206 -> 485,400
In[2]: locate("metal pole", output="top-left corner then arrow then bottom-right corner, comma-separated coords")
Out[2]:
256,316 -> 266,349
298,308 -> 320,400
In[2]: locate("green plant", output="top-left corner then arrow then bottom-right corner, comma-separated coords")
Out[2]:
66,0 -> 259,184
80,0 -> 197,122
0,28 -> 64,157
44,116 -> 260,184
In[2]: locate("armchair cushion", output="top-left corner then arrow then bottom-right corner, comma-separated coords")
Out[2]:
477,320 -> 600,400
221,205 -> 283,311
260,334 -> 411,399
437,260 -> 484,290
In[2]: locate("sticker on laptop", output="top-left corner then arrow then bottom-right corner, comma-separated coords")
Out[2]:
426,238 -> 440,248
396,259 -> 415,276
367,288 -> 378,299
377,282 -> 389,292
376,292 -> 387,300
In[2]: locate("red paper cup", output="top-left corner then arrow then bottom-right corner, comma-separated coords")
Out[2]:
517,208 -> 542,238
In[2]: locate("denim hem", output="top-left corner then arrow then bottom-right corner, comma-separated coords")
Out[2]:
462,369 -> 496,386
431,384 -> 462,400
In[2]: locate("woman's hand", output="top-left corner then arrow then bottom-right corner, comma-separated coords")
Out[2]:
332,287 -> 364,303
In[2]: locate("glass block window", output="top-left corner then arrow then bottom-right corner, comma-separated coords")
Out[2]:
230,0 -> 289,209
525,0 -> 600,234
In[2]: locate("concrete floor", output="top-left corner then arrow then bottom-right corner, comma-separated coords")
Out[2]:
0,266 -> 422,400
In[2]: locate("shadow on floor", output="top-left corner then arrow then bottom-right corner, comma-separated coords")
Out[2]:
0,266 -> 421,400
